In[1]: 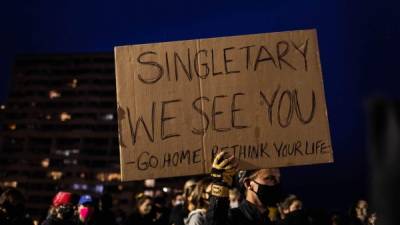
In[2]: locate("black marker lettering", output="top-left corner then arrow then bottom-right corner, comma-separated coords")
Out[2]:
137,51 -> 164,84
161,99 -> 181,141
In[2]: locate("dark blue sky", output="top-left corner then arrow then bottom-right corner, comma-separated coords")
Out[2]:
1,0 -> 399,210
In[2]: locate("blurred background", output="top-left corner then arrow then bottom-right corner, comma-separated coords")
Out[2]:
0,0 -> 399,222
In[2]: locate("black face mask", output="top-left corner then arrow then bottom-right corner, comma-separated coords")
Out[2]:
252,180 -> 282,207
58,205 -> 74,220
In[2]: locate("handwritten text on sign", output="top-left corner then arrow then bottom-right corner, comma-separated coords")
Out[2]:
114,29 -> 333,181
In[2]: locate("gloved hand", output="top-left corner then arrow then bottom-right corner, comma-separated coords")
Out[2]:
211,151 -> 238,187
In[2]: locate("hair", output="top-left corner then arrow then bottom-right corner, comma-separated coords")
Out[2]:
0,188 -> 25,210
183,179 -> 197,199
237,170 -> 258,195
280,194 -> 299,210
134,193 -> 152,211
229,188 -> 240,196
188,177 -> 212,210
0,188 -> 26,219
348,199 -> 368,218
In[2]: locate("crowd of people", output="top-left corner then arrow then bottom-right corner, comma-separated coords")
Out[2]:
0,152 -> 378,225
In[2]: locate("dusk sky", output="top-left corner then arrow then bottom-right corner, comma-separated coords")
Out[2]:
0,0 -> 399,210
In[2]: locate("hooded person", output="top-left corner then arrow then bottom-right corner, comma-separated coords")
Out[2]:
42,191 -> 77,225
205,151 -> 284,225
0,188 -> 33,225
77,195 -> 96,225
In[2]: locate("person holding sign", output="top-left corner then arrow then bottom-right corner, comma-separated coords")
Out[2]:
115,29 -> 334,182
205,151 -> 283,225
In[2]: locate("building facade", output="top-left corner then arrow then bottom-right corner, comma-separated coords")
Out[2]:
0,53 -> 187,220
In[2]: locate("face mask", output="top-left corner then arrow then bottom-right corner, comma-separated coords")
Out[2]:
79,207 -> 93,221
175,200 -> 184,206
252,180 -> 282,207
230,201 -> 239,208
58,205 -> 74,220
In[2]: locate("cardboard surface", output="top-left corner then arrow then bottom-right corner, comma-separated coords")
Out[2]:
115,29 -> 333,181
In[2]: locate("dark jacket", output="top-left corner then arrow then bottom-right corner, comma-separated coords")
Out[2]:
122,211 -> 155,225
95,209 -> 117,225
205,196 -> 273,225
276,210 -> 311,225
0,211 -> 34,225
169,204 -> 188,225
41,217 -> 77,225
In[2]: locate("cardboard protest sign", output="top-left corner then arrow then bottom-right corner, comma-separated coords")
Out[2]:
114,29 -> 333,181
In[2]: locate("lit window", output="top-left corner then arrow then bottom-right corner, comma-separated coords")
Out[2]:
72,183 -> 80,190
49,171 -> 62,180
144,179 -> 156,188
72,183 -> 88,190
56,149 -> 70,157
95,185 -> 104,193
69,78 -> 78,88
55,149 -> 80,156
0,105 -> 5,110
96,173 -> 106,182
144,190 -> 154,197
63,159 -> 77,165
55,150 -> 63,155
41,158 -> 50,168
49,90 -> 61,99
8,123 -> 17,130
107,173 -> 121,181
102,114 -> 114,121
60,112 -> 71,122
96,172 -> 121,182
2,181 -> 18,188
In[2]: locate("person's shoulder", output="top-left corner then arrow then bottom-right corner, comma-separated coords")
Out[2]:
194,209 -> 207,217
171,204 -> 184,213
185,209 -> 207,225
229,207 -> 242,218
227,206 -> 250,224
